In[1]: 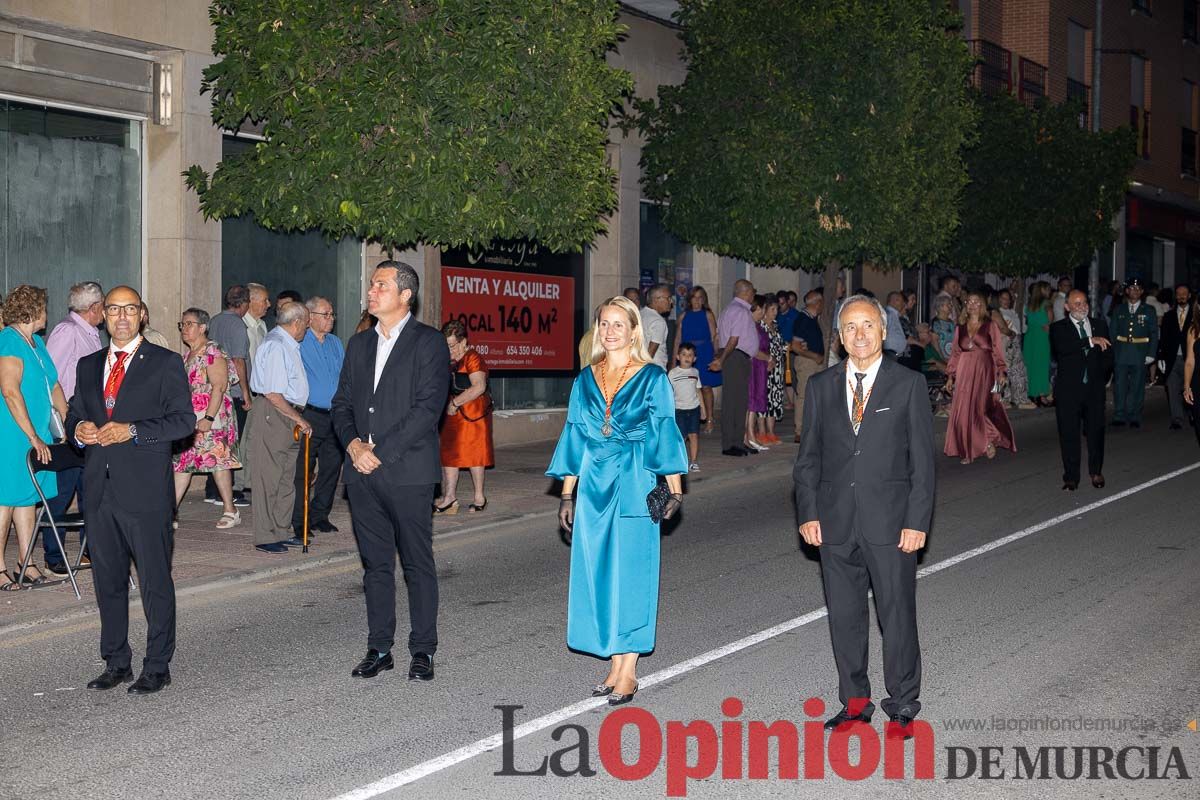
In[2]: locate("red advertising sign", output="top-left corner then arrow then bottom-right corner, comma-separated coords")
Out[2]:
442,267 -> 575,371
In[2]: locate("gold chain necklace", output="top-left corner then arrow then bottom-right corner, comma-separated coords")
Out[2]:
597,358 -> 632,437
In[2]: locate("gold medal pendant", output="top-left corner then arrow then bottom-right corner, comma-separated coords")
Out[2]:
601,422 -> 612,437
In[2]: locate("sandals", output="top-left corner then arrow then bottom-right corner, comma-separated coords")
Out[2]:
0,570 -> 21,592
14,566 -> 47,587
216,510 -> 242,529
467,499 -> 488,513
433,499 -> 459,515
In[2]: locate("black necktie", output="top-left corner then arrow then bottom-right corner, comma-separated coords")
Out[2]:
1077,321 -> 1090,384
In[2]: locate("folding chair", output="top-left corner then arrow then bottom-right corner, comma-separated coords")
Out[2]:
17,444 -> 86,598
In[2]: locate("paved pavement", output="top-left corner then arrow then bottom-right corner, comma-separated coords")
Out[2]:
3,392 -> 1199,800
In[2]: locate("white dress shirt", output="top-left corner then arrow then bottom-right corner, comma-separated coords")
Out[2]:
103,335 -> 144,386
244,312 -> 268,362
1070,314 -> 1092,342
1178,306 -> 1188,356
373,313 -> 412,392
844,353 -> 884,422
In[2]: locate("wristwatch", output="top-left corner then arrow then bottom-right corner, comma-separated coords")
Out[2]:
127,423 -> 138,441
203,414 -> 216,422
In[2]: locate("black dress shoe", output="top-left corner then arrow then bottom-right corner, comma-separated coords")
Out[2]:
886,714 -> 916,740
128,669 -> 171,695
351,649 -> 394,678
591,683 -> 615,697
608,682 -> 638,705
1111,420 -> 1126,428
314,521 -> 338,533
824,704 -> 874,730
1091,474 -> 1105,489
1170,421 -> 1183,430
87,666 -> 133,690
1062,481 -> 1078,491
408,652 -> 435,681
721,447 -> 748,457
45,561 -> 69,576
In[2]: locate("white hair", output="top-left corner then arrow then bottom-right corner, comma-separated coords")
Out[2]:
276,300 -> 309,326
304,295 -> 331,312
68,281 -> 103,312
836,294 -> 888,335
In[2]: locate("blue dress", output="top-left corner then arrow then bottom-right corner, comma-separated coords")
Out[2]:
0,327 -> 58,506
546,365 -> 688,656
680,310 -> 722,387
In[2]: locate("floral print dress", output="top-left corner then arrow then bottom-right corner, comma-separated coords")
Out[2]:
767,323 -> 786,420
173,341 -> 241,474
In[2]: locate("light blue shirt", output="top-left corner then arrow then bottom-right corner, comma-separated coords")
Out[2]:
884,306 -> 906,354
299,329 -> 344,410
250,326 -> 309,406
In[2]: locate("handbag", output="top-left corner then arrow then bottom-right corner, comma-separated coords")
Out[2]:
27,338 -> 65,442
646,482 -> 673,524
450,363 -> 493,422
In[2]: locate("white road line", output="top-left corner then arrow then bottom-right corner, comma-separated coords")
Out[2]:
327,460 -> 1200,800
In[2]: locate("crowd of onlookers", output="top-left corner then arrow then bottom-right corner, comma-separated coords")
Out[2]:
0,278 -> 497,590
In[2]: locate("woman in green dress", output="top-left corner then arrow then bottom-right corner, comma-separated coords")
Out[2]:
1022,281 -> 1053,405
0,285 -> 68,591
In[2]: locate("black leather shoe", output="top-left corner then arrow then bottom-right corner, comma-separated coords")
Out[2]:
314,521 -> 338,533
45,561 -> 69,576
1111,420 -> 1126,428
824,704 -> 875,730
351,649 -> 394,678
127,669 -> 171,695
886,714 -> 916,740
721,447 -> 748,457
281,537 -> 307,547
1170,421 -> 1183,430
1090,474 -> 1105,489
87,666 -> 133,690
608,682 -> 638,706
591,683 -> 615,697
1062,481 -> 1078,491
408,652 -> 435,681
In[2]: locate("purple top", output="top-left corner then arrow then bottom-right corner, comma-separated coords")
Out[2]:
45,311 -> 102,399
716,297 -> 758,358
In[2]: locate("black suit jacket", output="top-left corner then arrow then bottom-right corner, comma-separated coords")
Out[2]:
64,342 -> 195,515
1158,305 -> 1194,376
331,318 -> 450,486
793,356 -> 935,546
1049,316 -> 1114,402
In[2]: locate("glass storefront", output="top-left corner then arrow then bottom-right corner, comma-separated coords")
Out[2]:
0,99 -> 141,314
639,200 -> 693,319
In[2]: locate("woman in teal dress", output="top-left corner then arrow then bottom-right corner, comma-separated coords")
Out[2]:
548,296 -> 687,706
0,285 -> 67,591
1022,281 -> 1053,404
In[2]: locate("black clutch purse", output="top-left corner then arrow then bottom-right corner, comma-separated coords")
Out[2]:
646,482 -> 673,524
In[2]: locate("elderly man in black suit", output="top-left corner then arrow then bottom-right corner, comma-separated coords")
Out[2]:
66,286 -> 194,695
794,294 -> 935,736
331,261 -> 450,681
1050,290 -> 1115,490
1158,284 -> 1193,430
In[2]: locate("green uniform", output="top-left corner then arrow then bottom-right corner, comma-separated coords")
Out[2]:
1109,301 -> 1158,424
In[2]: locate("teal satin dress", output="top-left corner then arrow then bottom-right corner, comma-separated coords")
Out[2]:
547,365 -> 688,657
0,327 -> 58,506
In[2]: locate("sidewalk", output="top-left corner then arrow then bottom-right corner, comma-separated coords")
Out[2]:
0,412 -> 813,631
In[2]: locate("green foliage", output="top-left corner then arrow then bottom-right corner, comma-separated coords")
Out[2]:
185,0 -> 632,252
630,0 -> 976,270
948,91 -> 1136,277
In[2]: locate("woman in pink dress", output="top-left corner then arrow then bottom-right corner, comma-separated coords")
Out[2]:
945,292 -> 1016,464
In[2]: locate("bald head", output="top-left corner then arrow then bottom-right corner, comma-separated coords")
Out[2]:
733,280 -> 755,301
1066,289 -> 1090,320
104,285 -> 143,346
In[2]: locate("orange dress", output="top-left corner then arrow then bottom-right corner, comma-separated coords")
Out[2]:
440,349 -> 495,468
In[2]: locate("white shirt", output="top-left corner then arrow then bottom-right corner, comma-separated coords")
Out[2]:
103,335 -> 144,386
844,354 -> 884,422
1069,314 -> 1092,341
244,312 -> 268,362
1052,292 -> 1067,322
373,313 -> 412,392
640,306 -> 669,370
668,366 -> 701,410
1178,306 -> 1188,356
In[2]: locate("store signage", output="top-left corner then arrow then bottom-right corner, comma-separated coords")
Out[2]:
442,266 -> 575,371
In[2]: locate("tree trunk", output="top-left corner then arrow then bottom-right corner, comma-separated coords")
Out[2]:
819,257 -> 842,362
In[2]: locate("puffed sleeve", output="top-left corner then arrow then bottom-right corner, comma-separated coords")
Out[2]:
642,368 -> 688,476
546,373 -> 589,478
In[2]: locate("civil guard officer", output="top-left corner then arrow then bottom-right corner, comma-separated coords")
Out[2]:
1109,278 -> 1159,429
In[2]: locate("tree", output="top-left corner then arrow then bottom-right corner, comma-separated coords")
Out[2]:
185,0 -> 631,252
947,90 -> 1136,281
630,0 -> 977,325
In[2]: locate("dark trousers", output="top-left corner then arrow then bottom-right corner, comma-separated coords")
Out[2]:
43,466 -> 85,565
820,527 -> 921,720
720,350 -> 750,450
1056,388 -> 1106,483
347,478 -> 438,655
1113,363 -> 1147,423
89,480 -> 176,673
207,400 -> 249,498
1166,357 -> 1187,424
291,407 -> 343,529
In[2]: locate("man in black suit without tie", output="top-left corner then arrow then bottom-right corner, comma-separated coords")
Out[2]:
331,261 -> 450,681
794,294 -> 935,736
1050,290 -> 1115,491
66,286 -> 194,695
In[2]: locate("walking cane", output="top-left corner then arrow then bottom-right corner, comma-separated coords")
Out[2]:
293,425 -> 311,553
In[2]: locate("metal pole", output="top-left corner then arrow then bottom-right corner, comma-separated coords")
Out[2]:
294,425 -> 311,553
1089,0 -> 1104,308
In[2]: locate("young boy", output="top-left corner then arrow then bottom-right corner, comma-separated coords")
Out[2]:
669,343 -> 702,472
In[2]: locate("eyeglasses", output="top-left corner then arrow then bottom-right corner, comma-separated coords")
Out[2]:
105,304 -> 140,317
310,311 -> 336,319
177,321 -> 202,330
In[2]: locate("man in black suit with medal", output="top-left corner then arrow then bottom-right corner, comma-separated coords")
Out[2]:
66,286 -> 193,695
1050,290 -> 1114,490
331,261 -> 450,681
794,295 -> 935,737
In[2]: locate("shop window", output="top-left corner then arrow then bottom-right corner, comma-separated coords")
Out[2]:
639,200 -> 693,320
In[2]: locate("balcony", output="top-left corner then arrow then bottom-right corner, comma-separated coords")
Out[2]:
1067,78 -> 1091,128
1182,127 -> 1197,177
1132,105 -> 1151,158
1017,57 -> 1047,106
966,39 -> 1011,96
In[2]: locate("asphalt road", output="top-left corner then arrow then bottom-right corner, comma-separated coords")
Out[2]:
3,396 -> 1199,800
